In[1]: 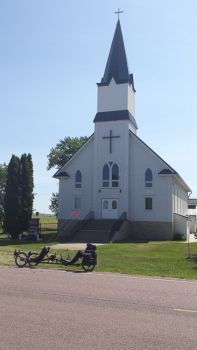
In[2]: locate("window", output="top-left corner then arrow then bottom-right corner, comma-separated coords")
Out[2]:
112,200 -> 118,209
103,164 -> 110,187
145,197 -> 152,210
75,197 -> 81,209
75,170 -> 82,188
112,164 -> 119,187
145,168 -> 153,187
103,200 -> 108,209
102,162 -> 119,188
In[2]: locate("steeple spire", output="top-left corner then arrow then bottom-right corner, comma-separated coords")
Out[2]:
99,19 -> 135,89
95,18 -> 137,133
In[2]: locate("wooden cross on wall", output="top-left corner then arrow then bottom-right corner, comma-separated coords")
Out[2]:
102,130 -> 120,153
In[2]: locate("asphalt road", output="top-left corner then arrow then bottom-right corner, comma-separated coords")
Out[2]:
0,267 -> 197,350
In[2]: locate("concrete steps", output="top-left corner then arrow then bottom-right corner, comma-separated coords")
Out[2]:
71,219 -> 117,243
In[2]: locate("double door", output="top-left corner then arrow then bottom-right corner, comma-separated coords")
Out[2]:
101,199 -> 119,219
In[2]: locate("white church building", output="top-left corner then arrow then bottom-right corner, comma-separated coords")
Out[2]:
54,19 -> 191,242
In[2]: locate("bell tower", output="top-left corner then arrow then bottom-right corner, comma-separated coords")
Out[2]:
94,19 -> 137,134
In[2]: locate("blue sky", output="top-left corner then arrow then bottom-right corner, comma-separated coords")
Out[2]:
1,0 -> 197,213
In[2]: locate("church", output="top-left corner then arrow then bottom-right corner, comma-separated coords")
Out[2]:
54,19 -> 191,242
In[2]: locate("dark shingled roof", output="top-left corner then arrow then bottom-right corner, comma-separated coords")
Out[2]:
158,169 -> 177,175
94,109 -> 138,129
53,170 -> 69,178
98,19 -> 135,90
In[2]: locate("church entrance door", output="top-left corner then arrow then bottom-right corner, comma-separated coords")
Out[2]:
101,199 -> 119,219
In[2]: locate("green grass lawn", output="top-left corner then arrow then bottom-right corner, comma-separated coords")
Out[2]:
97,242 -> 197,279
1,228 -> 197,279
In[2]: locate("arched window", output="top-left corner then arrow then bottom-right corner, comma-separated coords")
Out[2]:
103,200 -> 108,209
112,163 -> 119,187
75,170 -> 82,188
112,200 -> 118,209
102,164 -> 110,187
102,162 -> 119,188
145,168 -> 153,187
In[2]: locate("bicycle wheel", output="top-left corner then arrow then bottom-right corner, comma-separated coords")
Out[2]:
15,252 -> 28,268
28,252 -> 39,267
82,260 -> 96,272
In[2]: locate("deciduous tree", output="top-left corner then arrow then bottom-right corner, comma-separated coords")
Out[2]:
49,192 -> 58,217
47,136 -> 88,170
47,136 -> 87,215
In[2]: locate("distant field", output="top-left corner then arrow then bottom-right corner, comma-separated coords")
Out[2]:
33,214 -> 57,231
33,214 -> 57,224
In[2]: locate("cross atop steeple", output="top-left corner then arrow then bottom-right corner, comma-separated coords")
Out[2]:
114,8 -> 123,19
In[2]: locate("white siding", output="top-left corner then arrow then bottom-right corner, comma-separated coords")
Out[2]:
174,214 -> 189,235
93,120 -> 130,218
58,137 -> 94,220
127,133 -> 189,223
128,133 -> 173,222
172,183 -> 188,216
97,79 -> 135,117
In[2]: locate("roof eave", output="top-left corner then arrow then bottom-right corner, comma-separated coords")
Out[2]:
173,174 -> 192,193
53,174 -> 70,179
159,172 -> 191,192
129,130 -> 191,193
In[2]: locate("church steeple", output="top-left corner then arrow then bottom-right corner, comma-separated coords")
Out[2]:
98,19 -> 135,91
95,18 -> 137,134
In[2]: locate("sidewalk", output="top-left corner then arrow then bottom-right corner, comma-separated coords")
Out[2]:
50,243 -> 104,250
185,234 -> 197,243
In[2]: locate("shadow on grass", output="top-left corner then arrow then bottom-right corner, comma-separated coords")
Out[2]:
187,254 -> 197,263
0,229 -> 92,247
0,231 -> 60,247
114,240 -> 150,244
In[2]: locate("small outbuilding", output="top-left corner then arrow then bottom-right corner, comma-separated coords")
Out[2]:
188,198 -> 197,233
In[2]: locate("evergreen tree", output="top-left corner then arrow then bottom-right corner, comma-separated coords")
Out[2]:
20,153 -> 34,231
0,163 -> 7,231
4,154 -> 34,237
4,155 -> 21,238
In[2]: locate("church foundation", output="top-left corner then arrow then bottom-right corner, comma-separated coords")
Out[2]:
112,220 -> 173,241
